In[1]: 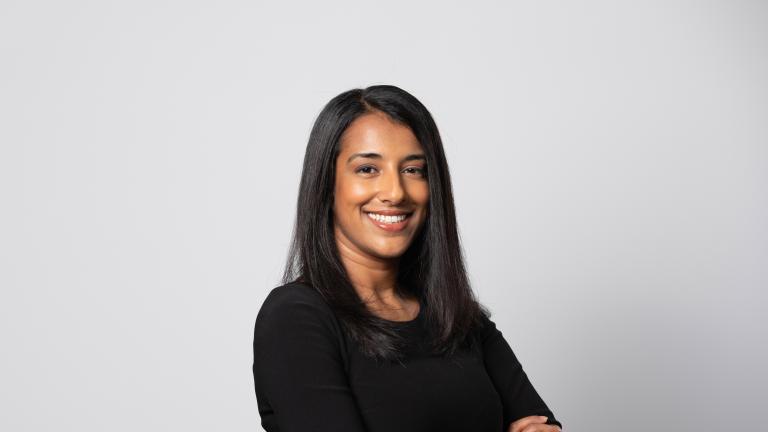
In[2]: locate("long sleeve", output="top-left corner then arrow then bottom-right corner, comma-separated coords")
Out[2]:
479,313 -> 563,430
252,285 -> 368,432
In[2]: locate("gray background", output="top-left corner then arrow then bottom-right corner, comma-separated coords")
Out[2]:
1,1 -> 766,431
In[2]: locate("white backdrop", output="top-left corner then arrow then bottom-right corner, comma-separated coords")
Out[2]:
1,1 -> 766,431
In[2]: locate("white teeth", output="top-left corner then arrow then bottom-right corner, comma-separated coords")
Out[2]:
367,212 -> 408,224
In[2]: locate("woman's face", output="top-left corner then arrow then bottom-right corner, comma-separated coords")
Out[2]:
333,111 -> 429,261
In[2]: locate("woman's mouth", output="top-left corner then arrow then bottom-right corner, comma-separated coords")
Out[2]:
365,212 -> 412,232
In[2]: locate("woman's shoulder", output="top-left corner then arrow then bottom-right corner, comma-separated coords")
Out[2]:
263,281 -> 327,307
255,281 -> 338,332
472,305 -> 500,343
253,281 -> 352,378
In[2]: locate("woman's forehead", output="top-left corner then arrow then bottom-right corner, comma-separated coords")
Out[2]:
339,113 -> 421,154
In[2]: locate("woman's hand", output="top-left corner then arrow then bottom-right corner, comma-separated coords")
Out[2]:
508,415 -> 562,432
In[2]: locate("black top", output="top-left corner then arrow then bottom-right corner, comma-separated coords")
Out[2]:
252,282 -> 562,432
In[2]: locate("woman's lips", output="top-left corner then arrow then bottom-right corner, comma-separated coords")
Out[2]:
365,212 -> 411,232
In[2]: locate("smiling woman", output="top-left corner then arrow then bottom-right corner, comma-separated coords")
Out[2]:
252,85 -> 563,432
333,111 -> 430,292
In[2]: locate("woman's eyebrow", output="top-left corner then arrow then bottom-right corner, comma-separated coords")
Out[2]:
347,152 -> 426,163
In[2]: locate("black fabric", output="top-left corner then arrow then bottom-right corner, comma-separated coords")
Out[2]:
253,282 -> 562,432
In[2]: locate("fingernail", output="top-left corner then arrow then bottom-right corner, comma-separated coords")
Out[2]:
540,416 -> 548,420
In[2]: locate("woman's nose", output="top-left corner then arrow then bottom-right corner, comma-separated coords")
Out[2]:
377,169 -> 405,204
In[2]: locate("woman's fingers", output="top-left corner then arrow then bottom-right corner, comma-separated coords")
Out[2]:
522,423 -> 560,432
509,415 -> 549,432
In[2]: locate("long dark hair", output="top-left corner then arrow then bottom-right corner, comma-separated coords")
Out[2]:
281,84 -> 490,363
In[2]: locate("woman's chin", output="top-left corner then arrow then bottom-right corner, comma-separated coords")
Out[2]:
368,244 -> 410,260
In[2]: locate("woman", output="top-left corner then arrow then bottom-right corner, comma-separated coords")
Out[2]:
252,85 -> 563,432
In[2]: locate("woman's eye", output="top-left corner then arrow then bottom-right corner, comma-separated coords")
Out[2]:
356,166 -> 377,174
355,166 -> 426,177
405,167 -> 427,177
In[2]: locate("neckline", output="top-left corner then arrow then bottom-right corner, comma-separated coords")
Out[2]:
381,296 -> 425,326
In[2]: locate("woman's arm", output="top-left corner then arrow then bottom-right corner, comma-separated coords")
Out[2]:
252,285 -> 368,432
478,313 -> 563,431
